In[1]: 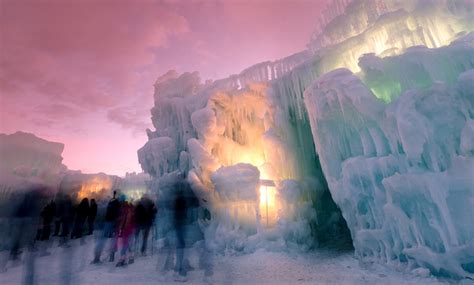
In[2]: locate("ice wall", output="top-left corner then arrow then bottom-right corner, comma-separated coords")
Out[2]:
269,63 -> 352,243
0,132 -> 67,193
304,37 -> 474,277
309,0 -> 473,53
360,34 -> 474,102
309,0 -> 473,74
138,0 -> 474,272
139,53 -> 336,250
138,137 -> 179,177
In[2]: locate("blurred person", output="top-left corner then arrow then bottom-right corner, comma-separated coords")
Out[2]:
39,200 -> 55,241
36,200 -> 56,257
58,194 -> 74,247
116,195 -> 135,267
52,193 -> 63,236
134,195 -> 156,256
87,199 -> 97,235
9,187 -> 49,284
71,198 -> 89,239
91,190 -> 121,264
173,179 -> 188,280
197,208 -> 214,279
10,189 -> 44,258
0,192 -> 25,272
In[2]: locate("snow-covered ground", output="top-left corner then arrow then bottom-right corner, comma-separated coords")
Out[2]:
0,236 -> 467,285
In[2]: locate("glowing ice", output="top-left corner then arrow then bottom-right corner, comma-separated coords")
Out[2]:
138,0 -> 474,278
304,56 -> 474,278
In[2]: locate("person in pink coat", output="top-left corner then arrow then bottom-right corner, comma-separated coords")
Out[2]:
116,195 -> 135,267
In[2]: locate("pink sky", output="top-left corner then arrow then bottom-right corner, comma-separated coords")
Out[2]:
0,0 -> 327,176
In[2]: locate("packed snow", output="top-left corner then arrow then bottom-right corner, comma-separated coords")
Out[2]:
0,236 -> 460,284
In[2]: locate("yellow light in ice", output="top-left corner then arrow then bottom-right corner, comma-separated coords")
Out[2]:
259,185 -> 275,208
259,184 -> 277,227
77,176 -> 113,200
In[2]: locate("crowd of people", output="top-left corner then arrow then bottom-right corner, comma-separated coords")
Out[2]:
0,175 -> 211,282
92,190 -> 157,267
36,194 -> 98,245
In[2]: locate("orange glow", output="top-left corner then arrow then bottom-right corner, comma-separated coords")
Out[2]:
77,176 -> 113,200
259,183 -> 277,227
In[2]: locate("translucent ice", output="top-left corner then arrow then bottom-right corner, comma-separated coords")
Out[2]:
304,62 -> 474,278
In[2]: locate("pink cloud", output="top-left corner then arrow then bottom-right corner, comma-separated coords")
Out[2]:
1,0 -> 189,115
0,0 -> 327,175
107,102 -> 151,135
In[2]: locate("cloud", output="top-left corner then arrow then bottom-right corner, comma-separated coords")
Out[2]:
107,105 -> 151,135
33,103 -> 84,120
0,0 -> 189,128
0,0 -> 328,175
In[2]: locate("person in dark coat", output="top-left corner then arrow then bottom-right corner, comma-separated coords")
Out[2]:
92,190 -> 121,264
9,187 -> 49,284
52,193 -> 64,236
174,180 -> 188,279
87,199 -> 97,235
71,198 -> 89,239
10,189 -> 45,259
134,195 -> 156,255
58,194 -> 74,246
40,201 -> 55,240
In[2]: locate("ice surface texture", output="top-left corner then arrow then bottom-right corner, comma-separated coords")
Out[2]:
0,132 -> 66,192
304,50 -> 474,278
138,0 -> 474,278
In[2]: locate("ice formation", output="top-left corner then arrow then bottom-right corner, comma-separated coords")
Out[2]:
0,132 -> 67,192
139,0 -> 474,278
0,132 -> 128,203
305,63 -> 474,277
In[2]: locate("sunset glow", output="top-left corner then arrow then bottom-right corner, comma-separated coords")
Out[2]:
0,0 -> 328,175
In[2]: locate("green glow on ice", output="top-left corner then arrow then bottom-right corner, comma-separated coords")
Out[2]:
369,80 -> 402,104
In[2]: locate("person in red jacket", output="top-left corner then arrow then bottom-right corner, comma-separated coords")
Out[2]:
116,195 -> 135,267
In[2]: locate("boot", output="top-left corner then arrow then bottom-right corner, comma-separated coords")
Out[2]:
91,256 -> 101,264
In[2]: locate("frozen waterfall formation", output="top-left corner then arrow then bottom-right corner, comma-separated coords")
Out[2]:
138,0 -> 474,279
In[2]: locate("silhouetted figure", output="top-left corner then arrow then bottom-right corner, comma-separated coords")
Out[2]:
71,198 -> 89,239
39,201 -> 55,241
58,194 -> 74,247
87,199 -> 97,235
92,190 -> 121,264
174,181 -> 188,279
10,191 -> 39,259
52,194 -> 63,236
134,195 -> 156,256
116,196 -> 135,267
10,188 -> 49,284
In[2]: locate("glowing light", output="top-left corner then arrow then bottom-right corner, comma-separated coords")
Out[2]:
77,176 -> 113,200
122,188 -> 148,202
259,179 -> 277,228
